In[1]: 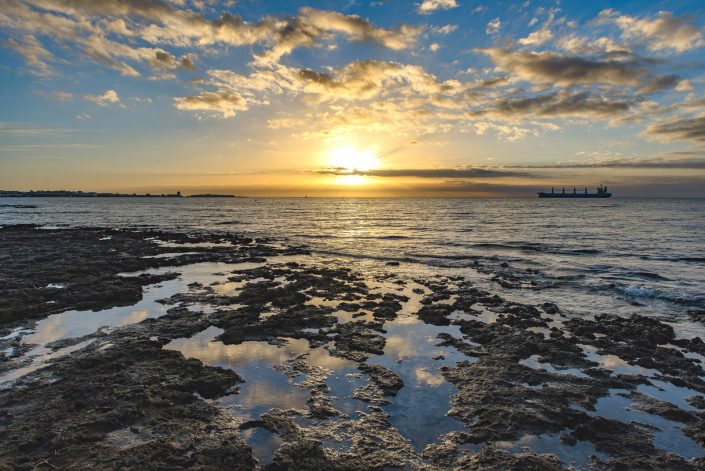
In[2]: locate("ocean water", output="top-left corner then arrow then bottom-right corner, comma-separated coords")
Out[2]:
2,197 -> 703,324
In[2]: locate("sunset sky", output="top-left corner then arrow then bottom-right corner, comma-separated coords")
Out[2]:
1,0 -> 705,196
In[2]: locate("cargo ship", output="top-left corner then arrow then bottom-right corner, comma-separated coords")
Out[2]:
538,185 -> 611,198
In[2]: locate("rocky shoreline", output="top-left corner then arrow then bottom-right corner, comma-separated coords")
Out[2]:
1,225 -> 704,470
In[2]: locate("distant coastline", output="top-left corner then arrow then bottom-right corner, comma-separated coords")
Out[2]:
0,190 -> 244,198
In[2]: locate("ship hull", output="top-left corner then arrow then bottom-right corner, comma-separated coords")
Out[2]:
538,193 -> 611,198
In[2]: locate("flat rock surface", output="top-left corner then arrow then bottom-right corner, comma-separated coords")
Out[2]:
1,226 -> 704,470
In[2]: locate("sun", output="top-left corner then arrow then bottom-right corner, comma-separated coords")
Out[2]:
328,146 -> 380,172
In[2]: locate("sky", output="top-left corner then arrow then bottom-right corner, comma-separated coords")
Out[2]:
1,0 -> 705,197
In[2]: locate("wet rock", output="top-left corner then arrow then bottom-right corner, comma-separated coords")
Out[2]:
473,260 -> 555,290
358,364 -> 403,396
444,358 -> 588,442
330,322 -> 386,361
0,225 -> 282,325
458,445 -> 567,470
418,304 -> 454,326
274,354 -> 341,418
352,383 -> 388,404
630,391 -> 696,424
566,314 -> 705,392
687,396 -> 705,410
338,302 -> 360,312
688,309 -> 705,325
214,305 -> 336,345
421,432 -> 471,468
452,284 -> 504,312
3,226 -> 704,469
371,294 -> 406,320
0,337 -> 247,470
541,302 -> 560,314
570,416 -> 693,469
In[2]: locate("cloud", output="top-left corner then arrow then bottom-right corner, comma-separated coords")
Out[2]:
431,24 -> 457,35
507,156 -> 705,169
298,7 -> 419,50
84,89 -> 123,107
254,8 -> 422,64
417,0 -> 458,15
75,113 -> 91,120
315,167 -> 526,178
518,8 -> 558,47
470,91 -> 635,119
473,121 -> 546,142
6,0 -> 697,150
596,9 -> 705,53
1,2 -> 421,78
479,48 -> 679,93
267,118 -> 305,129
179,59 -> 465,119
0,123 -> 73,136
646,116 -> 705,142
294,60 -> 463,100
3,35 -> 54,76
52,91 -> 74,102
556,35 -> 629,55
518,28 -> 553,46
486,18 -> 501,35
174,90 -> 248,117
152,50 -> 196,71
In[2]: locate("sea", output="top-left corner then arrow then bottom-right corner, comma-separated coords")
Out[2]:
1,197 -> 703,328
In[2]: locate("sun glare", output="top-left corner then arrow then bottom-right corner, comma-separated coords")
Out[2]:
334,174 -> 369,185
328,147 -> 380,172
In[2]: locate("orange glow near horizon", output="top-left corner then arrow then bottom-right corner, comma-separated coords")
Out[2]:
334,174 -> 370,185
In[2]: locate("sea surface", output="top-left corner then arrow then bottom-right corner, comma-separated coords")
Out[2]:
2,197 -> 703,325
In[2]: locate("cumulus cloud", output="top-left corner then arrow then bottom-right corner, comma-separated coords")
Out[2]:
431,24 -> 457,35
180,59 -> 465,115
486,18 -> 501,35
5,0 -> 700,151
152,50 -> 196,71
84,89 -> 122,107
518,28 -> 553,46
298,7 -> 419,50
1,1 -> 421,78
518,8 -> 558,47
596,9 -> 705,53
555,35 -> 629,55
417,0 -> 458,15
253,8 -> 421,64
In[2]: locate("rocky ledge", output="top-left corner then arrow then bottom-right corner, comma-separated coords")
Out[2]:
0,225 -> 704,470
